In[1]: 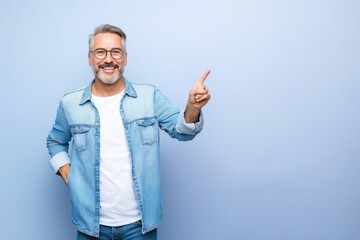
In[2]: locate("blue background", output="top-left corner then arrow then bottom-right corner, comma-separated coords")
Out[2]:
1,0 -> 359,239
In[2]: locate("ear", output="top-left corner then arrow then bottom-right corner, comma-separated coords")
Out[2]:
88,53 -> 92,66
124,53 -> 128,66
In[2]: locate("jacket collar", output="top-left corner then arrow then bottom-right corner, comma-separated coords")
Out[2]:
79,78 -> 137,105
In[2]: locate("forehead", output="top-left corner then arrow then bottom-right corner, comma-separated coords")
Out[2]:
92,33 -> 124,49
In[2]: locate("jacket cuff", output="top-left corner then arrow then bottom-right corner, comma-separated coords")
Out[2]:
175,109 -> 204,134
50,152 -> 71,174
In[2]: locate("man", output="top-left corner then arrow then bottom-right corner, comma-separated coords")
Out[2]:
47,24 -> 211,240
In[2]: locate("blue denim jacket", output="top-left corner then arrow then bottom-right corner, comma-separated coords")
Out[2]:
46,79 -> 203,237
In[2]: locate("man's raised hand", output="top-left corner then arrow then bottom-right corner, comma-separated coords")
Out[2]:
184,70 -> 211,123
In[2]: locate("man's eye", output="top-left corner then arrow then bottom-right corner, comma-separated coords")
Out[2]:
96,50 -> 106,55
112,50 -> 121,55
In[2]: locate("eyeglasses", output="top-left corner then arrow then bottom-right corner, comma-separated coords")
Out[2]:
90,48 -> 124,60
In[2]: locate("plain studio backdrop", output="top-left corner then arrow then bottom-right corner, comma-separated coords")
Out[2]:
1,0 -> 359,239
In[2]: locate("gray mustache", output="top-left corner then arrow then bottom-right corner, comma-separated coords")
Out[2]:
99,63 -> 119,68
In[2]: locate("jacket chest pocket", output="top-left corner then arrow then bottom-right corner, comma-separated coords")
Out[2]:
70,125 -> 90,151
136,118 -> 158,145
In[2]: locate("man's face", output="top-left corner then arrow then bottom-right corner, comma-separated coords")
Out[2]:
88,33 -> 127,85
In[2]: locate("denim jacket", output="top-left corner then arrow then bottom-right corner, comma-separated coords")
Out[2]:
46,79 -> 203,237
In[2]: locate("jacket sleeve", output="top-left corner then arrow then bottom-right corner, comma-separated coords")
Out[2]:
154,88 -> 204,141
46,100 -> 72,173
175,109 -> 204,135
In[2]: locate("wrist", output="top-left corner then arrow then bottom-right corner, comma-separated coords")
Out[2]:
184,105 -> 201,123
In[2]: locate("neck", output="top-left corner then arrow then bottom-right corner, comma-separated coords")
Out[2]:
92,78 -> 125,97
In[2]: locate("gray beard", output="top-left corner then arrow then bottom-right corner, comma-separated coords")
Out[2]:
94,69 -> 123,85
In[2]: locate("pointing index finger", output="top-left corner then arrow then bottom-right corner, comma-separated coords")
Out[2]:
198,70 -> 211,85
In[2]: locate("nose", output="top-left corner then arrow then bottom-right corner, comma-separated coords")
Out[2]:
103,51 -> 113,63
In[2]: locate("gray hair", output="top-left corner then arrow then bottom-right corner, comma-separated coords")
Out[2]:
88,24 -> 127,52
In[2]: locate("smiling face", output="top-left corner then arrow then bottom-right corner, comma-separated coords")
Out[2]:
88,32 -> 127,85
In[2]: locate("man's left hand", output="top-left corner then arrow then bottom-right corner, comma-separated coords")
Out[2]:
184,70 -> 211,123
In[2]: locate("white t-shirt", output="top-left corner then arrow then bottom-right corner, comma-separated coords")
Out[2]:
92,91 -> 141,226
